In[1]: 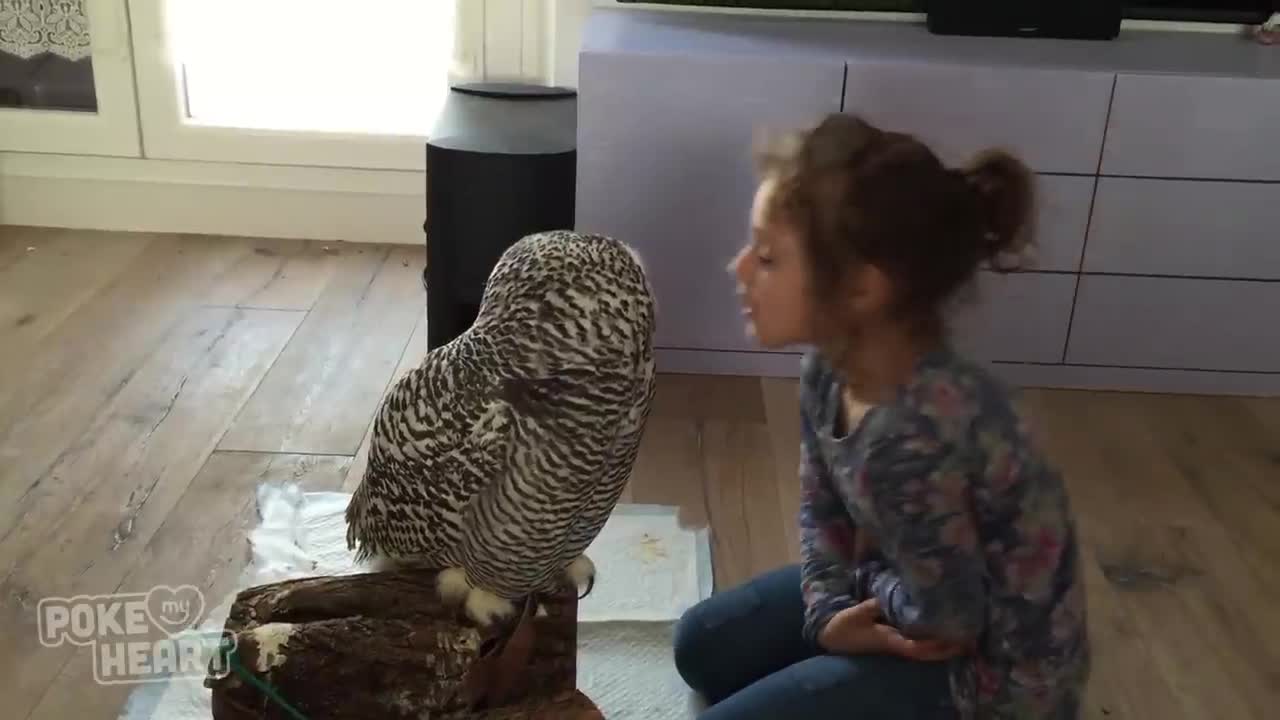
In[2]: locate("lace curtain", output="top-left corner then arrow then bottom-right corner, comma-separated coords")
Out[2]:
0,0 -> 91,61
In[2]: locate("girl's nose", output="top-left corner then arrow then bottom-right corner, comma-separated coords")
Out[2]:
729,246 -> 751,284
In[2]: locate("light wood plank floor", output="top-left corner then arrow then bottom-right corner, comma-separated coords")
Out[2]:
1,226 -> 1277,719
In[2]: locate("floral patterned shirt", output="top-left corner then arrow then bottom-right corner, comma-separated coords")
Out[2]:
797,348 -> 1090,719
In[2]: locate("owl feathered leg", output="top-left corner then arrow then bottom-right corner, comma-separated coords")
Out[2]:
439,567 -> 518,627
565,554 -> 596,599
464,586 -> 518,626
437,567 -> 471,605
437,565 -> 519,626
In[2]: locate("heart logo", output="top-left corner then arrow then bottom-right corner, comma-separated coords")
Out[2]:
145,585 -> 205,636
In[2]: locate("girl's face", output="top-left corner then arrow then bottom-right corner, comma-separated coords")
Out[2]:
730,178 -> 823,349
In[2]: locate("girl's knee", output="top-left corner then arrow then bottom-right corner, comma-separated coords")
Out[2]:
672,566 -> 807,702
672,603 -> 713,689
674,594 -> 753,698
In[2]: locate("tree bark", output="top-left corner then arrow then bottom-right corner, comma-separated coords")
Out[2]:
205,568 -> 602,719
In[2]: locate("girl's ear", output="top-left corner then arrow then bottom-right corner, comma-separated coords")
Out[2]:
844,263 -> 893,318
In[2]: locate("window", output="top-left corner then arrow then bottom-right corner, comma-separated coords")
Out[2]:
171,0 -> 457,136
0,0 -> 527,166
119,0 -> 497,169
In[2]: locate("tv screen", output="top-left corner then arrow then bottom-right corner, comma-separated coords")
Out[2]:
615,1 -> 1275,24
1127,1 -> 1272,23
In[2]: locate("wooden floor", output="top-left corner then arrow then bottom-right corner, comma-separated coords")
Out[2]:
0,226 -> 1277,719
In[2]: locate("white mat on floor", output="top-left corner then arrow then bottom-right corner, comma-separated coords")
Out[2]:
118,484 -> 712,720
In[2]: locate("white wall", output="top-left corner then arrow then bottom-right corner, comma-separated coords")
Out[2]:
551,0 -> 594,87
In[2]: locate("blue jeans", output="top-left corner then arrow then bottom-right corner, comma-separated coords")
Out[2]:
673,565 -> 958,719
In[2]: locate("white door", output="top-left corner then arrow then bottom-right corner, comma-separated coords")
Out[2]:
0,0 -> 142,156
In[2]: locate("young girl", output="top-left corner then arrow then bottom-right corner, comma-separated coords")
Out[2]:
673,114 -> 1090,719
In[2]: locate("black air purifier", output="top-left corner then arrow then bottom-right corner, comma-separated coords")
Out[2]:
926,0 -> 1123,40
423,82 -> 577,350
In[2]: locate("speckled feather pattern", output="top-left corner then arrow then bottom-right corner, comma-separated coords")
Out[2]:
344,231 -> 657,600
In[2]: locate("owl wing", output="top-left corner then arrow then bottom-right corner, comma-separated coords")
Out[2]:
451,365 -> 651,599
559,357 -> 656,568
345,351 -> 512,565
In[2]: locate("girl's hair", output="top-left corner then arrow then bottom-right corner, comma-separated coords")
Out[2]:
754,113 -> 1036,338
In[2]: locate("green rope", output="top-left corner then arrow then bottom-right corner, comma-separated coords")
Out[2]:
216,635 -> 311,720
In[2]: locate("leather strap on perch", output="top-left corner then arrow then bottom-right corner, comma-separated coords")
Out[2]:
463,595 -> 540,709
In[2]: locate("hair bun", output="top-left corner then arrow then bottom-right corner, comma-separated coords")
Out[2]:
961,149 -> 1036,269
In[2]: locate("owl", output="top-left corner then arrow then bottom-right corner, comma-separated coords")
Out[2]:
345,230 -> 657,626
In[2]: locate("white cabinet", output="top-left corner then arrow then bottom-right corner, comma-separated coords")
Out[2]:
1067,275 -> 1280,373
576,8 -> 1280,394
1031,175 -> 1094,273
1085,177 -> 1280,279
950,272 -> 1078,365
843,60 -> 1113,175
575,51 -> 845,353
1102,74 -> 1280,182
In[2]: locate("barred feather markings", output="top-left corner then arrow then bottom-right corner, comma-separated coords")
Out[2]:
344,231 -> 657,615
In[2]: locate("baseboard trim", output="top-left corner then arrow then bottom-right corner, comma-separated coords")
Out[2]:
0,152 -> 426,244
654,348 -> 1280,396
656,348 -> 803,378
992,361 -> 1280,397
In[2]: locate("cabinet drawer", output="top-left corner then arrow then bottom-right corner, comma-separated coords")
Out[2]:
843,61 -> 1113,174
950,272 -> 1077,364
576,52 -> 845,352
1031,175 -> 1094,273
1102,74 -> 1280,181
1066,275 -> 1280,373
1085,177 -> 1280,279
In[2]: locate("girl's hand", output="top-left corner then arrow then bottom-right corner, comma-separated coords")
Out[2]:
817,598 -> 968,662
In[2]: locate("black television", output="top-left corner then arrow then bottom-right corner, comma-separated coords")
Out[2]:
615,1 -> 1275,25
1127,1 -> 1273,23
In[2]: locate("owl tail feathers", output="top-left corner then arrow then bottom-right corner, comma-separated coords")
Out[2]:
343,494 -> 377,564
348,535 -> 400,572
345,526 -> 382,566
349,537 -> 375,564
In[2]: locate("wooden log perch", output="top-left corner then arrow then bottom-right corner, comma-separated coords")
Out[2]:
205,568 -> 603,719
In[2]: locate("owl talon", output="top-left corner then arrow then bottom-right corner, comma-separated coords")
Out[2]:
464,588 -> 517,627
566,555 -> 596,599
